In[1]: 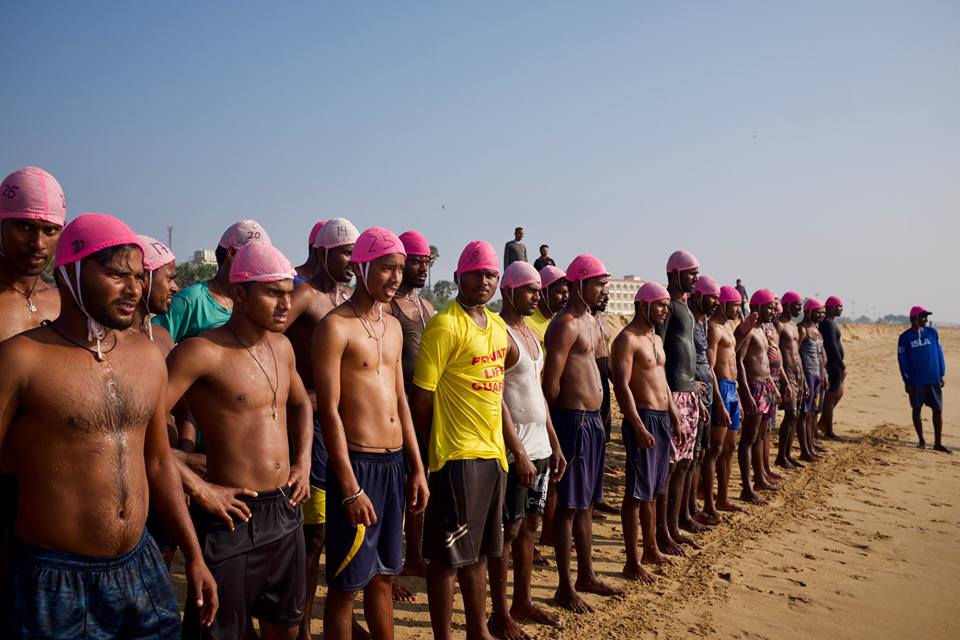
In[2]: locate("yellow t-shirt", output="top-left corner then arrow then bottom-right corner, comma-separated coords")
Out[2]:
525,308 -> 550,348
413,301 -> 509,472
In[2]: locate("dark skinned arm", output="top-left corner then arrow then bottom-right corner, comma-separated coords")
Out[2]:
542,316 -> 576,410
284,337 -> 312,506
610,332 -> 654,448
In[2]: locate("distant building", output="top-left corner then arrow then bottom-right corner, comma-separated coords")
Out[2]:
607,275 -> 646,316
193,249 -> 217,266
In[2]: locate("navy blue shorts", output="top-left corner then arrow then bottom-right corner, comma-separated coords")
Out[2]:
326,450 -> 405,592
712,379 -> 741,431
909,384 -> 943,411
803,372 -> 823,414
3,530 -> 180,639
553,409 -> 606,510
623,409 -> 672,502
311,414 -> 329,490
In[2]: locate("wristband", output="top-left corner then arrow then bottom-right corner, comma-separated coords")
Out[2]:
342,487 -> 364,505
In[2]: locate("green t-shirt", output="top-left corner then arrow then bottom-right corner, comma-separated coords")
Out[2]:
152,281 -> 231,343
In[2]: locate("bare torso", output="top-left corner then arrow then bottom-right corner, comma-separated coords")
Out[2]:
0,284 -> 59,342
2,328 -> 161,556
778,320 -> 802,379
619,325 -> 671,411
710,318 -> 738,381
742,326 -> 771,382
286,281 -> 346,399
548,310 -> 603,410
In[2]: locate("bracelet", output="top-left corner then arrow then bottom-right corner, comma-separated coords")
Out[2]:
342,487 -> 364,505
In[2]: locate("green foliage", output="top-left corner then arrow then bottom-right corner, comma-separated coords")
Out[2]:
176,262 -> 217,288
421,279 -> 457,309
487,299 -> 502,313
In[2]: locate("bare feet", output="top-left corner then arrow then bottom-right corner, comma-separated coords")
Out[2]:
767,469 -> 784,481
641,547 -> 673,565
715,499 -> 742,512
694,510 -> 720,526
755,479 -> 778,492
787,457 -> 805,468
657,533 -> 686,557
623,562 -> 656,584
917,440 -> 927,450
679,516 -> 707,533
594,500 -> 619,514
671,531 -> 701,549
488,613 -> 530,640
553,587 -> 593,614
774,457 -> 794,470
352,619 -> 371,640
934,444 -> 952,454
400,561 -> 428,578
532,547 -> 551,567
511,601 -> 561,628
392,581 -> 417,602
591,511 -> 607,522
739,489 -> 767,505
575,577 -> 624,597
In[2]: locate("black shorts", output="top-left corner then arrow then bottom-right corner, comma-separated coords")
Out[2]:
145,507 -> 176,554
0,474 -> 16,603
184,487 -> 306,638
503,457 -> 550,522
326,450 -> 405,593
827,364 -> 844,393
423,459 -> 505,568
909,384 -> 943,411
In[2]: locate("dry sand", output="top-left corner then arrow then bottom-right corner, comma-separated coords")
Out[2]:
174,323 -> 959,638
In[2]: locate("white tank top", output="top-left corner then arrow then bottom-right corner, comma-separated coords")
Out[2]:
503,323 -> 552,461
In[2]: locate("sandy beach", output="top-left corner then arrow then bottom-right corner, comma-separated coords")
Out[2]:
174,323 -> 959,639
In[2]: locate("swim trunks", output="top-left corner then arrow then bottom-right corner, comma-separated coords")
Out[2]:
304,414 -> 330,526
826,362 -> 844,393
622,409 -> 672,502
712,378 -> 741,431
747,378 -> 777,418
671,391 -> 699,462
802,372 -> 823,414
184,487 -> 306,638
301,485 -> 327,526
503,457 -> 550,522
326,450 -> 405,592
553,409 -> 606,510
908,383 -> 943,411
423,458 -> 505,568
3,530 -> 180,639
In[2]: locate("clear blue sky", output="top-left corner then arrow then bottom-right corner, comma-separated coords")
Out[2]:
4,2 -> 957,320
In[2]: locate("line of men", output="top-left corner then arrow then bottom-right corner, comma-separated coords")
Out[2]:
0,165 -> 859,640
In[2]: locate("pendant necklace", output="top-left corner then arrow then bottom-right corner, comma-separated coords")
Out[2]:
2,276 -> 41,313
42,320 -> 118,362
348,300 -> 386,377
227,326 -> 279,420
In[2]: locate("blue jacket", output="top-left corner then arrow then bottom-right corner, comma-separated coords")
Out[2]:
897,326 -> 946,385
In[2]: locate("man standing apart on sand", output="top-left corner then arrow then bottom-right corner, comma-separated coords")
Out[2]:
735,279 -> 749,317
542,254 -> 623,613
488,260 -> 567,638
0,214 -> 217,637
798,298 -> 828,460
657,250 -> 701,551
898,306 -> 948,452
613,282 -> 681,584
314,228 -> 430,639
526,265 -> 567,348
504,227 -> 527,268
736,289 -> 780,505
167,241 -> 312,639
411,240 -> 510,640
819,296 -> 846,439
775,292 -> 809,469
706,286 -> 740,513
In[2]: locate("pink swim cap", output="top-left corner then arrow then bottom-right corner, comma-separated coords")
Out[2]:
229,241 -> 296,284
308,220 -> 326,246
137,235 -> 175,271
566,254 -> 609,282
501,261 -> 541,291
456,240 -> 499,275
219,219 -> 272,249
666,249 -> 699,273
0,166 -> 67,226
352,227 -> 406,264
55,213 -> 143,268
398,230 -> 431,257
718,285 -> 741,304
316,217 -> 359,249
803,297 -> 824,312
909,305 -> 931,318
635,281 -> 670,303
539,265 -> 566,289
781,291 -> 802,305
693,274 -> 720,296
749,289 -> 776,306
825,295 -> 843,308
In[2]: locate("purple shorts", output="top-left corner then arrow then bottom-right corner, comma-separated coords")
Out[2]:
803,372 -> 823,414
553,409 -> 605,510
623,409 -> 671,502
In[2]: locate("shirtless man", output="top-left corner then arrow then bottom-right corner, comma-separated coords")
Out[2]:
525,265 -> 567,347
314,227 -> 429,640
819,296 -> 846,439
295,220 -> 326,283
543,254 -> 622,613
0,214 -> 216,637
758,297 -> 784,485
283,217 -> 358,639
592,292 -> 620,516
411,241 -> 511,640
707,286 -> 741,513
657,250 -> 702,552
798,298 -> 828,460
775,292 -> 808,469
0,166 -> 66,597
167,241 -> 312,639
613,282 -> 681,584
688,275 -> 722,525
736,289 -> 780,505
488,261 -> 566,639
388,230 -> 436,582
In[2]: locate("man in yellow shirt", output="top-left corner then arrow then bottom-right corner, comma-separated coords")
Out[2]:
526,265 -> 568,347
410,240 -> 534,640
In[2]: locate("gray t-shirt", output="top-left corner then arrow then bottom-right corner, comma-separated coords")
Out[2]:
504,240 -> 527,267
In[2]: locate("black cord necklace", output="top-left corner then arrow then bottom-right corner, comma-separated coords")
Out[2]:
1,275 -> 41,313
41,320 -> 118,362
227,325 -> 279,421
